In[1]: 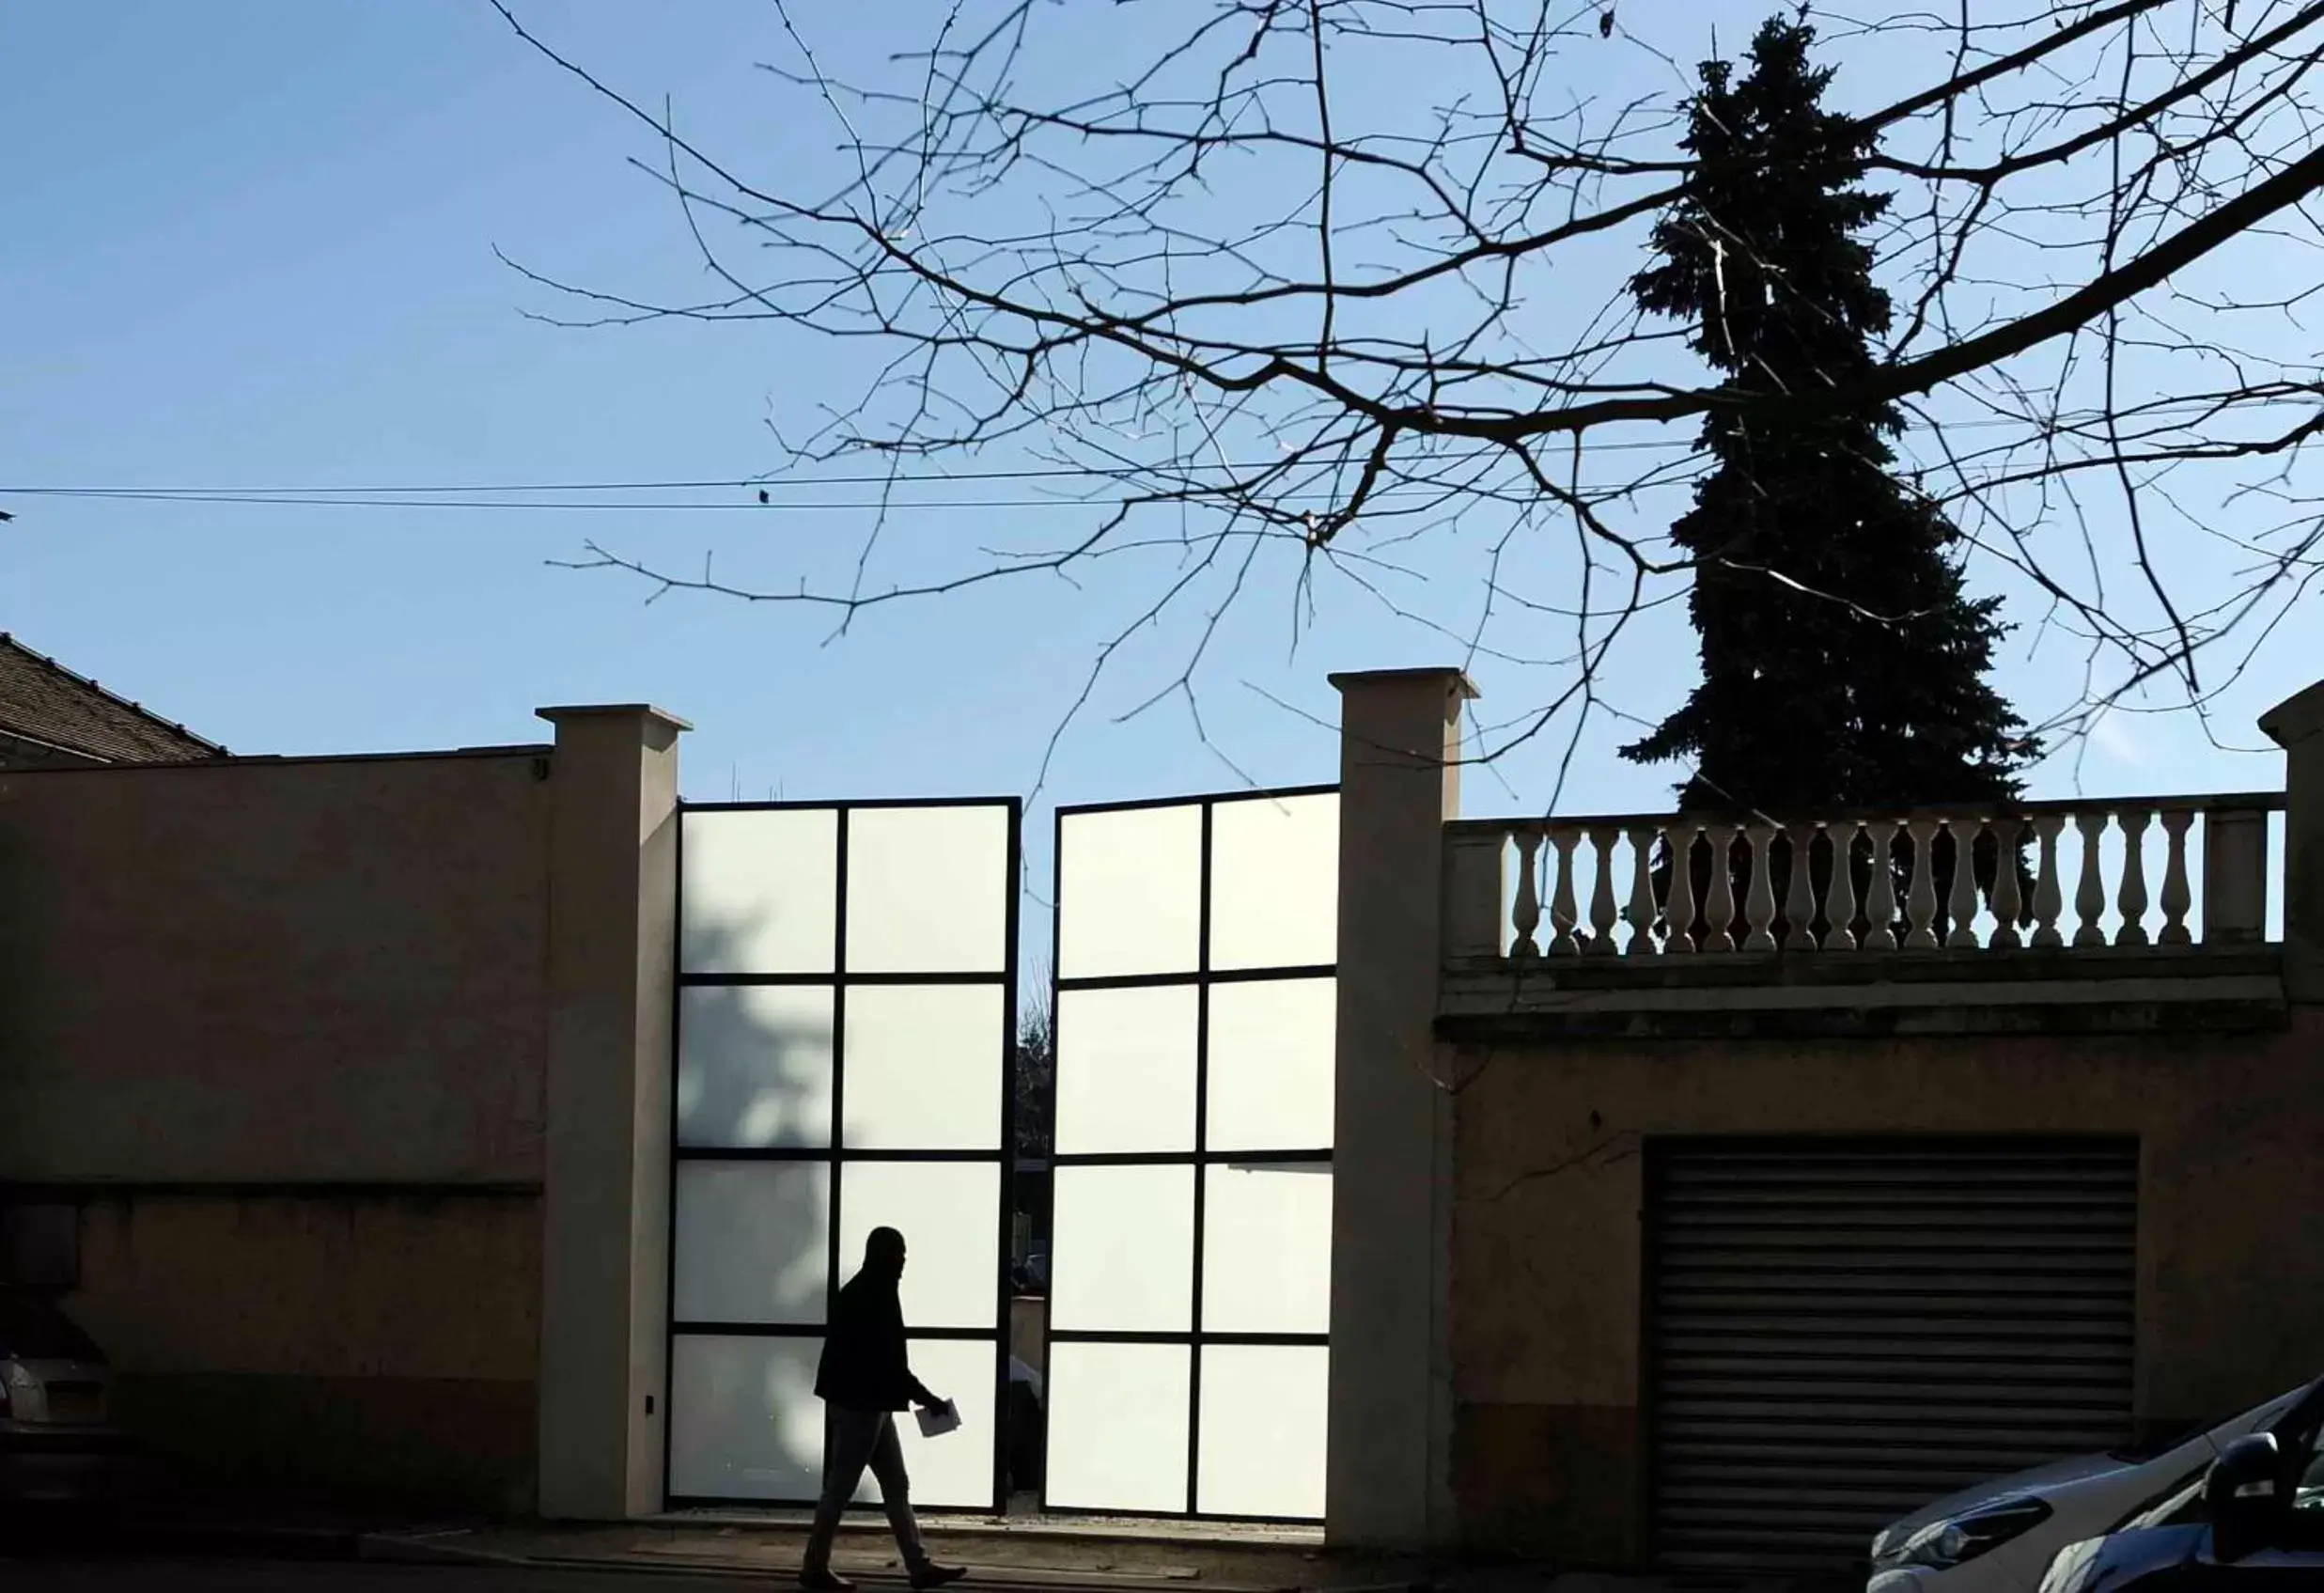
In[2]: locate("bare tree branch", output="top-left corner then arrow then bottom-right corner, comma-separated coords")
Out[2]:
493,0 -> 2324,776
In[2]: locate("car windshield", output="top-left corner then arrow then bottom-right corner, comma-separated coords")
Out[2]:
0,1293 -> 103,1362
2109,1395 -> 2324,1534
2120,1471 -> 2208,1533
2107,1381 -> 2315,1463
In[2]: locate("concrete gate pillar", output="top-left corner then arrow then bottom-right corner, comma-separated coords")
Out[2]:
535,704 -> 689,1520
2262,676 -> 2324,1003
1326,667 -> 1476,1552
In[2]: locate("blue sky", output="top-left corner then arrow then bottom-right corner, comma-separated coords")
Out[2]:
2,3 -> 2307,901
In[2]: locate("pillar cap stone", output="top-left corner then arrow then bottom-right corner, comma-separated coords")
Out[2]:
536,703 -> 694,734
1328,666 -> 1480,701
2259,679 -> 2324,751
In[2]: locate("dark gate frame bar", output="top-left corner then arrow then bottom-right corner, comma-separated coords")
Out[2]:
664,796 -> 1021,1516
675,1147 -> 1006,1164
670,1323 -> 1006,1340
1186,801 -> 1211,1518
1052,963 -> 1335,993
1048,1148 -> 1332,1168
1047,1329 -> 1329,1348
1041,784 -> 1338,1526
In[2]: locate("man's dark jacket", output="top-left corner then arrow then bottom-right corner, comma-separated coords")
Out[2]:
815,1268 -> 935,1412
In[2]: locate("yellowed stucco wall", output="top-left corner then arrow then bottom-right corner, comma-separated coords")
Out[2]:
63,1191 -> 542,1509
0,750 -> 554,1183
1450,1008 -> 2324,1561
0,748 -> 559,1510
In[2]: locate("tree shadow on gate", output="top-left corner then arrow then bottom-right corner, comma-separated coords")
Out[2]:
668,912 -> 834,1505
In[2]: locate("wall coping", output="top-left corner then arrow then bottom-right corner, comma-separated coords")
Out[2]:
2261,678 -> 2324,747
0,742 -> 553,774
536,703 -> 694,734
1441,946 -> 2285,1039
1446,943 -> 2282,992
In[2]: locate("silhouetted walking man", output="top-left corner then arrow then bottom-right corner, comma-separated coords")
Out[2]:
800,1226 -> 967,1592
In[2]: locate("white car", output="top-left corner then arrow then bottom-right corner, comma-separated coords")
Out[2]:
0,1289 -> 132,1504
1865,1377 -> 2319,1593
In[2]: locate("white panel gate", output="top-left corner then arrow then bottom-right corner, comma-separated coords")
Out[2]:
665,798 -> 1021,1512
1045,787 -> 1339,1522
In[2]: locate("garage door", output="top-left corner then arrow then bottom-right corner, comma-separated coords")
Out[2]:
1647,1139 -> 2139,1573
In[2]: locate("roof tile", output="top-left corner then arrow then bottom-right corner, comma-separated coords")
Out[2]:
0,633 -> 226,763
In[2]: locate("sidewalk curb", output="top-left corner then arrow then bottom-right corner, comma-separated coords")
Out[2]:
355,1532 -> 537,1570
662,1513 -> 1330,1556
543,1554 -> 1289,1588
53,1516 -> 1447,1593
365,1536 -> 1305,1590
9,1520 -> 1490,1593
358,1529 -> 1396,1593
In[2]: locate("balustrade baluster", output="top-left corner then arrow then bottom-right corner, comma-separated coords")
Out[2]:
1664,825 -> 1699,954
1511,829 -> 1543,958
1904,819 -> 1942,950
2074,811 -> 2111,947
1701,823 -> 1738,952
1945,818 -> 1984,948
1548,828 -> 1581,955
1588,826 -> 1621,954
1626,825 -> 1660,955
1742,824 -> 1779,951
1821,820 -> 1861,951
2158,808 -> 2194,946
1862,820 -> 1900,951
1785,823 -> 1820,951
2203,809 -> 2270,945
2114,807 -> 2152,947
1989,818 -> 2025,949
2032,815 -> 2066,947
1477,797 -> 2246,964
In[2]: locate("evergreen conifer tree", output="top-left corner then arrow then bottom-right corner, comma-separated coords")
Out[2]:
1623,15 -> 2033,813
1620,16 -> 2035,943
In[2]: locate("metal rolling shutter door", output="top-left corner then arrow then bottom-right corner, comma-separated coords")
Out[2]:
1647,1139 -> 2139,1573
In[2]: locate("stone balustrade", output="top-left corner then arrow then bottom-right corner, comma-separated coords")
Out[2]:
1443,793 -> 2284,963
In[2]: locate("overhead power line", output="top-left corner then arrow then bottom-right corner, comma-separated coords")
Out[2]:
0,396 -> 2298,512
0,486 -> 1540,513
0,443 -> 1689,503
7,469 -> 1107,496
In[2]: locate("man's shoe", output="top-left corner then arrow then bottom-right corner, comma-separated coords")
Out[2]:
799,1571 -> 856,1592
910,1564 -> 968,1590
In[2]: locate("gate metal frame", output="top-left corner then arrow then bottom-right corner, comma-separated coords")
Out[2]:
665,795 -> 1022,1515
1043,784 -> 1337,1524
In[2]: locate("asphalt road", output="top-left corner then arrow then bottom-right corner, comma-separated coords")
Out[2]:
2,1562 -> 816,1592
1,1561 -> 1132,1593
4,1562 -> 706,1581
